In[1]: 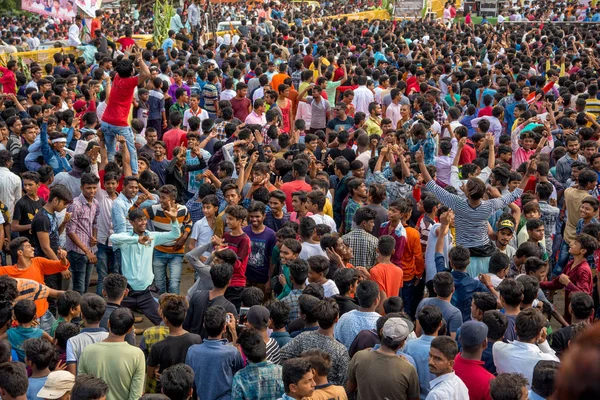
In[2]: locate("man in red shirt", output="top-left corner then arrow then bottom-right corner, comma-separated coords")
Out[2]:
229,82 -> 252,122
162,112 -> 187,159
454,321 -> 494,400
101,47 -> 151,176
279,159 -> 312,211
116,28 -> 136,52
0,60 -> 17,95
90,10 -> 103,39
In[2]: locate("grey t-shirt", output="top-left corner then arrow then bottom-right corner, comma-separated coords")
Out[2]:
416,298 -> 463,334
366,204 -> 388,237
307,97 -> 331,129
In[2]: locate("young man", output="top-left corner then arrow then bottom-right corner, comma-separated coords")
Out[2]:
65,294 -> 108,375
281,259 -> 308,321
65,173 -> 99,295
185,305 -> 242,400
347,317 -> 420,400
183,263 -> 238,337
110,206 -> 181,325
343,178 -> 367,234
280,298 -> 350,386
342,207 -> 378,269
280,160 -> 312,211
301,349 -> 347,399
99,273 -> 135,346
268,301 -> 292,348
0,237 -> 70,333
243,201 -> 276,291
453,320 -> 494,400
427,336 -> 469,399
492,308 -> 559,386
147,294 -> 202,392
265,190 -> 290,232
331,268 -> 360,316
94,172 -> 120,296
416,272 -> 463,339
212,205 -> 251,311
405,305 -> 443,398
12,171 -> 44,241
334,280 -> 380,349
299,217 -> 326,260
281,359 -> 316,400
549,292 -> 593,356
231,328 -> 284,399
78,308 -> 146,400
498,279 -> 524,342
370,235 -> 404,303
290,191 -> 312,223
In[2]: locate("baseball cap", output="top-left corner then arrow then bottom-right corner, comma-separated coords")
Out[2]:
37,371 -> 75,399
247,305 -> 270,330
459,320 -> 488,348
498,219 -> 515,233
382,318 -> 411,342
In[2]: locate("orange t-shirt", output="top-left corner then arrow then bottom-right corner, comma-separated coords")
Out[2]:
0,258 -> 69,317
369,262 -> 404,298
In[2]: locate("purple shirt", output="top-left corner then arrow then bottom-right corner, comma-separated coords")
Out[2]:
168,83 -> 191,100
65,193 -> 99,254
242,225 -> 277,283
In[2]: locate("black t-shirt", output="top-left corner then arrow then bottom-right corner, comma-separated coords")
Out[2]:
549,325 -> 573,357
147,332 -> 202,373
326,116 -> 354,133
182,290 -> 238,338
327,147 -> 356,164
30,208 -> 59,257
13,196 -> 45,241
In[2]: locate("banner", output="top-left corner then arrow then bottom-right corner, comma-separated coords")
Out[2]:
75,0 -> 103,18
21,0 -> 76,20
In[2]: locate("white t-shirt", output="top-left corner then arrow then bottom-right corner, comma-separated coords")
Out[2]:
299,242 -> 327,260
310,214 -> 337,233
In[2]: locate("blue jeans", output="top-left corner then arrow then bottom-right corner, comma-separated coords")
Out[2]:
152,250 -> 184,294
100,121 -> 138,175
68,251 -> 94,295
554,239 -> 571,277
96,242 -> 121,295
38,309 -> 56,334
401,278 -> 424,320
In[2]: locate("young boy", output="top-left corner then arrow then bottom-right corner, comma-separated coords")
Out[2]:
311,179 -> 334,218
307,190 -> 336,233
37,165 -> 54,202
307,255 -> 339,298
576,196 -> 599,234
497,279 -> 524,341
299,217 -> 326,260
100,273 -> 136,345
217,183 -> 242,232
243,201 -> 277,291
523,219 -> 549,262
301,349 -> 346,399
190,194 -> 222,251
343,178 -> 367,234
147,294 -> 202,392
265,190 -> 290,232
23,337 -> 57,400
281,358 -> 315,400
4,299 -> 52,362
536,181 -> 559,258
541,233 -> 597,323
418,195 -> 439,253
281,259 -> 309,321
213,205 -> 251,311
277,238 -> 302,300
369,235 -> 404,302
268,301 -> 292,348
12,171 -> 45,240
50,290 -> 82,337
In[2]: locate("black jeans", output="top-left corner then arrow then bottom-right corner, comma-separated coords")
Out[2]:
121,285 -> 162,325
45,273 -> 69,316
225,286 -> 244,313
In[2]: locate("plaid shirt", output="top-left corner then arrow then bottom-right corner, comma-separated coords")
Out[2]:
372,172 -> 416,203
344,198 -> 362,234
281,289 -> 303,320
432,102 -> 447,123
141,325 -> 170,394
185,193 -> 205,225
65,194 -> 99,255
264,211 -> 290,232
231,361 -> 283,400
215,120 -> 228,142
342,228 -> 378,268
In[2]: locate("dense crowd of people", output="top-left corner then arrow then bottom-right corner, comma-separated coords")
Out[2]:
1,0 -> 600,399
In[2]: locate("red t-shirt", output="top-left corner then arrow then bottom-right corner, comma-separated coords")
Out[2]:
280,180 -> 312,211
0,66 -> 16,94
117,37 -> 136,52
477,106 -> 493,117
163,128 -> 188,159
459,141 -> 477,165
103,75 -> 139,127
453,354 -> 493,400
99,170 -> 124,192
224,232 -> 251,287
230,97 -> 251,122
90,18 -> 101,38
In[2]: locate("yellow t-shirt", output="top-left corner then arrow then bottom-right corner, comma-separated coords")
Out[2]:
324,198 -> 333,218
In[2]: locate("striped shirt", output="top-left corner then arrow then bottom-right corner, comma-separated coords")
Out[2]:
142,204 -> 192,254
16,278 -> 50,302
266,338 -> 281,365
65,194 -> 99,255
426,181 -> 523,249
148,89 -> 165,120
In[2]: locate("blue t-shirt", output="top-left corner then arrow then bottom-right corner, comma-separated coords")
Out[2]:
416,298 -> 463,335
27,376 -> 48,400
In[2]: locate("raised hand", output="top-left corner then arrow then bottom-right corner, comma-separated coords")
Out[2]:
138,234 -> 153,246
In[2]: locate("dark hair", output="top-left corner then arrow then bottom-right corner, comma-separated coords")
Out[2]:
483,310 -> 509,341
417,305 -> 443,335
377,235 -> 396,257
354,207 -> 377,226
0,276 -> 18,303
13,299 -> 36,324
298,294 -> 320,323
472,292 -> 497,314
307,255 -> 329,278
383,297 -> 404,314
490,373 -> 529,400
22,338 -> 57,370
430,336 -> 459,361
9,237 -> 30,262
516,308 -> 546,342
238,328 -> 266,363
0,362 -> 28,398
21,171 -> 41,184
48,184 -> 73,204
161,295 -> 188,327
81,293 -> 106,323
210,263 -> 234,289
203,305 -> 227,337
282,358 -> 312,394
289,259 -> 309,285
498,279 -> 524,308
54,322 -> 80,350
161,364 -> 194,400
575,233 -> 599,256
489,251 -> 510,275
448,245 -> 470,269
268,301 -> 291,330
301,349 -> 331,377
241,287 -> 264,307
432,272 -> 454,298
516,275 -> 539,305
103,274 -> 128,301
356,280 -> 379,308
71,375 -> 110,400
312,298 -> 339,329
333,268 -> 359,295
57,290 -> 83,318
531,360 -> 560,398
108,307 -> 135,336
570,292 -> 594,320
